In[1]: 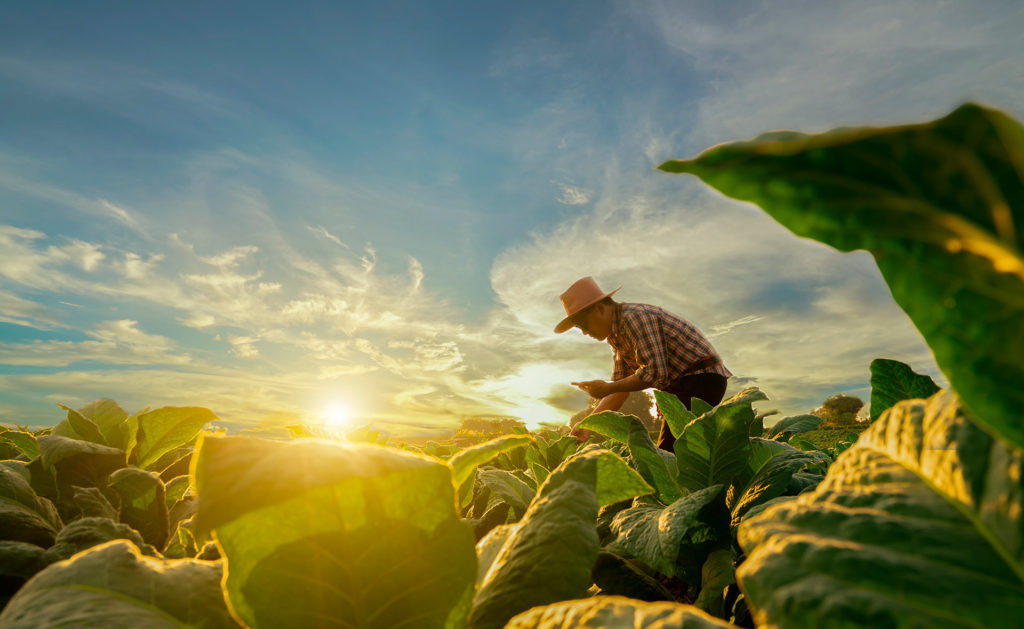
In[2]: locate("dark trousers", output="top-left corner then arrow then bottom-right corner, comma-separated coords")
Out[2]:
656,373 -> 728,452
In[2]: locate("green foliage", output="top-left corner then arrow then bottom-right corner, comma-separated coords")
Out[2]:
2,104 -> 1023,629
579,411 -> 683,504
660,102 -> 1024,453
504,595 -> 736,628
738,392 -> 1024,628
458,416 -> 527,437
653,390 -> 695,439
193,433 -> 477,629
0,432 -> 39,460
468,450 -> 652,629
674,389 -> 767,493
606,485 -> 724,580
0,541 -> 236,628
869,358 -> 942,419
763,414 -> 822,441
571,391 -> 660,432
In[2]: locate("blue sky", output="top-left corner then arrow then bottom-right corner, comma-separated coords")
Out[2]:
2,1 -> 1022,433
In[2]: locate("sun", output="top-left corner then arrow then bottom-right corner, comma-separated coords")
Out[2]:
322,405 -> 351,431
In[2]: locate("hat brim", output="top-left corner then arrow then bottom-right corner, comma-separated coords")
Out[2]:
553,286 -> 621,333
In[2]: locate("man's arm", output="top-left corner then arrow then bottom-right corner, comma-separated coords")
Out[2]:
570,374 -> 646,442
572,373 -> 645,400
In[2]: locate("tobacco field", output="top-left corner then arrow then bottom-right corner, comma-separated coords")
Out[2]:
0,102 -> 1021,628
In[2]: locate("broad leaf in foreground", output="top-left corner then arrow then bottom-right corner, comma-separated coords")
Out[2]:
869,358 -> 941,419
737,391 -> 1024,628
660,103 -> 1024,452
504,595 -> 736,629
654,391 -> 695,439
193,434 -> 477,629
0,466 -> 61,547
607,485 -> 724,579
674,389 -> 767,493
0,540 -> 236,628
468,450 -> 651,629
580,411 -> 682,504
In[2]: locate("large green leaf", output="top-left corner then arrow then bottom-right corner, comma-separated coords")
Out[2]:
660,103 -> 1024,451
869,358 -> 942,419
737,391 -> 1024,628
78,398 -> 129,446
0,466 -> 61,547
134,406 -> 216,469
450,435 -> 535,489
54,516 -> 159,557
674,389 -> 767,493
607,485 -> 725,579
193,434 -> 477,629
729,446 -> 830,526
591,550 -> 675,602
0,431 -> 39,459
468,450 -> 651,629
72,485 -> 119,520
108,467 -> 169,549
477,468 -> 536,516
0,541 -> 73,607
36,435 -> 125,519
580,411 -> 683,504
693,549 -> 736,618
763,414 -> 822,441
654,391 -> 696,439
504,595 -> 737,628
0,540 -> 236,628
56,404 -> 107,445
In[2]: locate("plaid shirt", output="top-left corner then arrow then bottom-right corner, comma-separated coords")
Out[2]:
609,302 -> 731,389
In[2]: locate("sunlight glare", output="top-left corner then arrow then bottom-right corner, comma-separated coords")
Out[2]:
322,405 -> 351,431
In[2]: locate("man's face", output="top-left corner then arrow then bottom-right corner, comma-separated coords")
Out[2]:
574,303 -> 611,341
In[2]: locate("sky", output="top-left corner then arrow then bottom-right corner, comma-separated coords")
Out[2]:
2,1 -> 1022,434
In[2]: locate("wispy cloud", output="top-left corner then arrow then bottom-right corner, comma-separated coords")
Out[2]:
0,320 -> 189,367
556,183 -> 591,205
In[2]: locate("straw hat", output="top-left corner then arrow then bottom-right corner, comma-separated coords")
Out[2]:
554,277 -> 621,333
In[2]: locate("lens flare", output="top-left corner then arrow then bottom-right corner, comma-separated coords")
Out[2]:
322,405 -> 350,430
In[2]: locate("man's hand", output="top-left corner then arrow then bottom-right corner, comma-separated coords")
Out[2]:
570,426 -> 593,444
572,379 -> 614,399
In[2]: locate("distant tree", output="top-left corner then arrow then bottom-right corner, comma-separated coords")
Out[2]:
569,391 -> 659,431
812,394 -> 864,427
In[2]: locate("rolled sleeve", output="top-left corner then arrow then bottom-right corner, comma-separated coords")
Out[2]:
624,314 -> 671,389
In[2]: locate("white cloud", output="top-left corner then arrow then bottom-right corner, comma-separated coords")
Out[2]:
308,225 -> 348,248
556,183 -> 591,206
117,252 -> 164,279
227,335 -> 260,358
641,0 -> 1024,147
0,320 -> 189,367
708,315 -> 765,338
0,290 -> 65,329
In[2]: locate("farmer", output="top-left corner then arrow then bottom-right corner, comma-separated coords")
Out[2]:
555,276 -> 732,452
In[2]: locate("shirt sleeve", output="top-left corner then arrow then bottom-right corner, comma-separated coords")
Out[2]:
622,310 -> 672,389
612,351 -> 628,382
